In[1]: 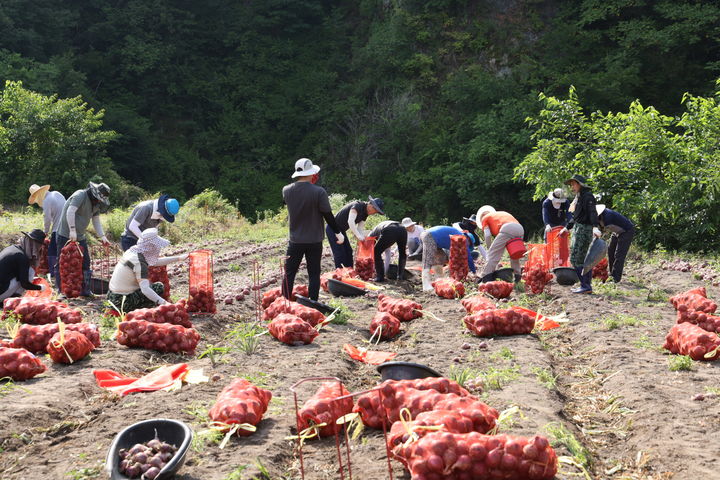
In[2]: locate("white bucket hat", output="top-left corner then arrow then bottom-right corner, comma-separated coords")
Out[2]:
291,158 -> 321,178
476,205 -> 496,221
401,217 -> 416,228
547,188 -> 567,202
596,204 -> 607,216
28,184 -> 50,206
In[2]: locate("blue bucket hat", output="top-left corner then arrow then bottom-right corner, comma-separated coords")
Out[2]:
158,194 -> 179,223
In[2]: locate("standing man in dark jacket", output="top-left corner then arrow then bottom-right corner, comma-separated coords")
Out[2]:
283,158 -> 343,301
0,230 -> 46,300
597,205 -> 634,283
565,174 -> 601,294
326,196 -> 385,268
369,220 -> 408,283
542,188 -> 572,239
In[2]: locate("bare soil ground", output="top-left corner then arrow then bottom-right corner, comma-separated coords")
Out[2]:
1,239 -> 718,480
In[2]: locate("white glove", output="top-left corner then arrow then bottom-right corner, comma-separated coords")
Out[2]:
69,229 -> 77,242
335,233 -> 345,245
356,233 -> 366,242
101,235 -> 110,246
593,227 -> 602,238
157,298 -> 168,306
179,253 -> 189,261
559,227 -> 568,235
544,224 -> 552,234
39,283 -> 47,292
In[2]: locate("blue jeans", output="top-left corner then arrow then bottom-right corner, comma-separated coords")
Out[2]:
48,232 -> 58,281
120,235 -> 137,251
326,225 -> 353,268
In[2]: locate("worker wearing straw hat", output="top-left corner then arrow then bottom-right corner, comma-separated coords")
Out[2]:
596,205 -> 634,283
28,184 -> 66,283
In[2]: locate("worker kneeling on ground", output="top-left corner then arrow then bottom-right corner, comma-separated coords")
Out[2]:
0,230 -> 47,300
107,229 -> 187,312
420,225 -> 478,291
477,205 -> 524,282
121,194 -> 180,251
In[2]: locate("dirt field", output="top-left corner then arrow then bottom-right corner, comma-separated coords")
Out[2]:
1,238 -> 719,480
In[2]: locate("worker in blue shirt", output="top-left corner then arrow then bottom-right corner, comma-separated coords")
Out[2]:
420,225 -> 477,291
596,205 -> 634,283
542,188 -> 572,240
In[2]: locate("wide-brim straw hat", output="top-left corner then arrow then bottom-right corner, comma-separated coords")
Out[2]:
28,184 -> 50,205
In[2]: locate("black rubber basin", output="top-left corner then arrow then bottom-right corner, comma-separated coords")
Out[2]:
105,418 -> 192,480
376,361 -> 442,381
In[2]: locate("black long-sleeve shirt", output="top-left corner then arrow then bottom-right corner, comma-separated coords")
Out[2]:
0,246 -> 40,291
569,188 -> 599,228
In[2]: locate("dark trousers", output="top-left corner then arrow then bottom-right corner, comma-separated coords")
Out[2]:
55,235 -> 91,290
608,229 -> 634,282
374,224 -> 407,280
283,242 -> 323,301
326,225 -> 353,268
120,235 -> 138,251
48,232 -> 58,281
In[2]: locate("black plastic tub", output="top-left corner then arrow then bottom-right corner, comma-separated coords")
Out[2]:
295,295 -> 335,315
376,361 -> 442,381
105,418 -> 192,480
494,268 -> 515,283
327,278 -> 366,297
553,267 -> 579,286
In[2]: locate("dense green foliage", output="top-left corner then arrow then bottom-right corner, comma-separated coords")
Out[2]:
516,80 -> 720,251
1,0 -> 719,242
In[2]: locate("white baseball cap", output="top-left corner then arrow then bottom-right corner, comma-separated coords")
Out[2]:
291,158 -> 321,178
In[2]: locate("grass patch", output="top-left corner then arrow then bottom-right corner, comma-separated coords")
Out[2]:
198,344 -> 231,366
704,386 -> 720,395
600,313 -> 641,330
98,313 -> 119,342
448,366 -> 481,388
668,355 -> 694,371
490,346 -> 514,361
326,299 -> 352,325
225,321 -> 266,355
632,334 -> 663,351
531,366 -> 557,389
66,467 -> 102,480
593,281 -> 624,298
543,422 -> 591,469
478,364 -> 521,390
0,377 -> 30,399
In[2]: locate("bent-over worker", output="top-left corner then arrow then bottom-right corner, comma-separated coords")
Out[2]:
282,158 -> 343,301
420,226 -> 477,291
107,229 -> 187,312
56,182 -> 111,296
477,206 -> 524,282
369,220 -> 408,282
402,217 -> 424,260
28,184 -> 66,282
542,188 -> 572,239
596,205 -> 634,283
326,196 -> 385,268
121,195 -> 180,251
0,230 -> 46,300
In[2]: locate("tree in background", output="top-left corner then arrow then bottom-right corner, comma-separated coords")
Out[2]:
0,81 -> 141,205
515,79 -> 720,251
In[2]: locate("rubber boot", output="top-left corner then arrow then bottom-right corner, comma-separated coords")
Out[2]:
571,267 -> 592,294
81,270 -> 94,297
422,268 -> 433,291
